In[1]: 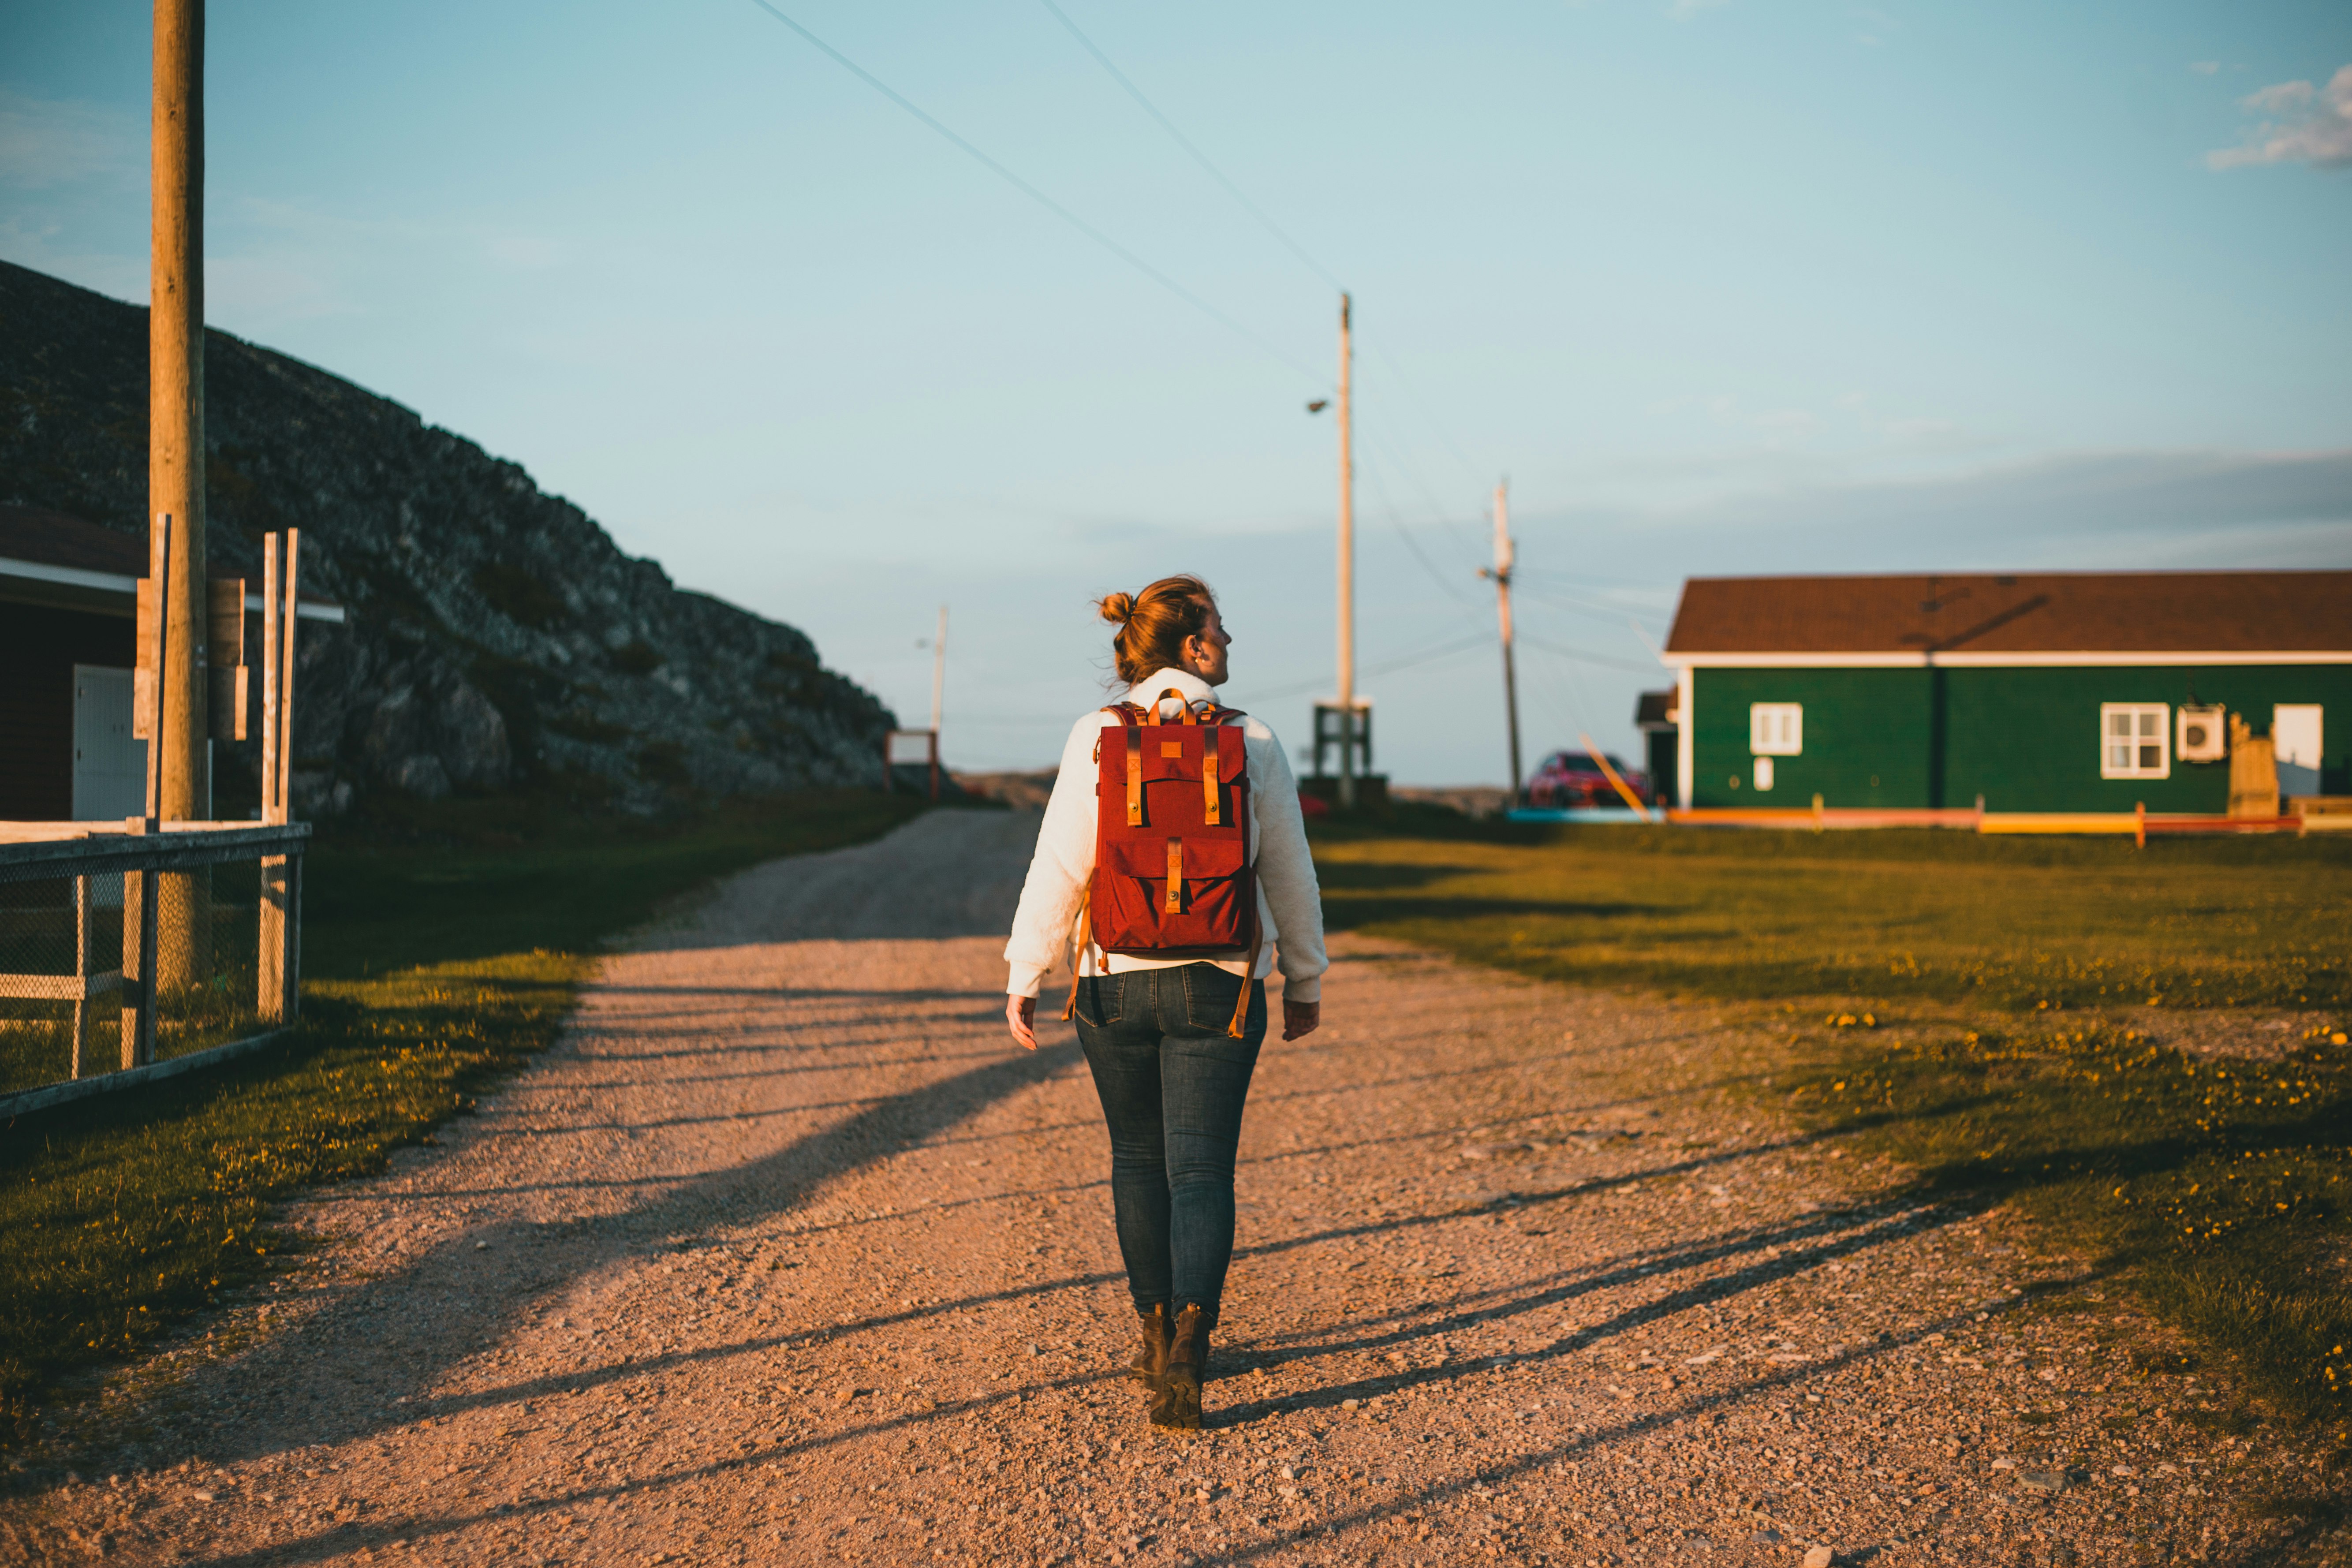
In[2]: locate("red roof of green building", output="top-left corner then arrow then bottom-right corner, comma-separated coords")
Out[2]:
1665,571 -> 2352,657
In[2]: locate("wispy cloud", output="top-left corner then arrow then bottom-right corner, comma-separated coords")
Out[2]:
0,89 -> 138,189
2189,61 -> 2221,78
2207,64 -> 2352,170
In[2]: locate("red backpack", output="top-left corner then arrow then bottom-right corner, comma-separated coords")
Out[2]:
1061,687 -> 1261,1037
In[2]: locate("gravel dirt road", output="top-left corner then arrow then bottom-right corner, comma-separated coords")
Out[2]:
4,810 -> 2311,1566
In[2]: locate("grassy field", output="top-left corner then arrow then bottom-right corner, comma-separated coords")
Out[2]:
1315,812 -> 2352,1435
1314,813 -> 2352,1011
0,790 -> 926,1446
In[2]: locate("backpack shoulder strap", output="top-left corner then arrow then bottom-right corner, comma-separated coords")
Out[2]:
1059,881 -> 1091,1024
1103,705 -> 1143,825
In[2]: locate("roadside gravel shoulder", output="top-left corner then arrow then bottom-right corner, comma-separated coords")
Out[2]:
1,810 -> 2323,1567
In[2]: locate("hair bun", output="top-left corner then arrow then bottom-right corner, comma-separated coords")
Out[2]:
1098,591 -> 1136,625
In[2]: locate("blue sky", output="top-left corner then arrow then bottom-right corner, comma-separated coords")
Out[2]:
4,0 -> 2348,780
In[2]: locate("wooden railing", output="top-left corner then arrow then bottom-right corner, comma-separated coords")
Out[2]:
0,819 -> 310,1117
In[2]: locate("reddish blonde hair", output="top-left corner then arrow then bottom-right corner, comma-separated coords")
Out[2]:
1097,575 -> 1217,687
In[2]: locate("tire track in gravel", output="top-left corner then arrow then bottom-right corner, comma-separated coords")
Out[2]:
6,809 -> 2301,1567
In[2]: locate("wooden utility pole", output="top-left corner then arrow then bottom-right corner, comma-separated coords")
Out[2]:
930,605 -> 948,733
929,604 -> 947,802
1482,479 -> 1523,803
152,0 -> 209,988
1334,293 -> 1357,809
152,0 -> 207,820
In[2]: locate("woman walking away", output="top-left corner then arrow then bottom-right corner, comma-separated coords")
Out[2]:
1004,575 -> 1327,1432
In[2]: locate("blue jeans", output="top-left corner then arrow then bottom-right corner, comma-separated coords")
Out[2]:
1072,963 -> 1267,1320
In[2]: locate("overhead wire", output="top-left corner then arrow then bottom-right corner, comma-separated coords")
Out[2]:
1031,0 -> 1502,587
1351,396 -> 1488,563
1246,632 -> 1492,704
1513,579 -> 1669,630
1033,0 -> 1345,294
742,0 -> 1326,386
1362,334 -> 1484,489
1355,442 -> 1488,618
747,0 -> 1584,768
1515,632 -> 1663,676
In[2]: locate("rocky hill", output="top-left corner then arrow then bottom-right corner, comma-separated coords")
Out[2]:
0,259 -> 895,816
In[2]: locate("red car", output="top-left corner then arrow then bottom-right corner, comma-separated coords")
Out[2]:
1523,749 -> 1651,810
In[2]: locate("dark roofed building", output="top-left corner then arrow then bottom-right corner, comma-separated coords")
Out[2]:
1634,688 -> 1679,807
1660,571 -> 2352,813
0,505 -> 342,821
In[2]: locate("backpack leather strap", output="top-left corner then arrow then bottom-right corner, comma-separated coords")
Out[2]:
1163,838 -> 1183,913
1228,921 -> 1266,1040
1059,882 -> 1091,1023
1125,726 -> 1143,825
1201,724 -> 1222,825
1153,687 -> 1199,724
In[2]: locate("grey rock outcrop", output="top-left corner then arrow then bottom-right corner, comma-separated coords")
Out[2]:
0,260 -> 894,813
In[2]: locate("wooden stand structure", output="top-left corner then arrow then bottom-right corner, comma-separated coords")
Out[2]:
0,526 -> 309,1109
884,728 -> 942,801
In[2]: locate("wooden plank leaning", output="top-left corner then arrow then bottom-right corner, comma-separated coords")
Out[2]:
73,875 -> 91,1078
121,513 -> 170,1070
258,530 -> 301,1023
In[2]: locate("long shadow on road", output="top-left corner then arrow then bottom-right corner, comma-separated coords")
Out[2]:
198,1030 -> 1080,1471
184,1170 -> 2004,1568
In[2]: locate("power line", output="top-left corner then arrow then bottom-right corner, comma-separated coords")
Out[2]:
1246,632 -> 1491,703
1351,390 -> 1488,560
743,0 -> 1325,385
1356,443 -> 1487,618
1513,565 -> 1684,594
1362,333 -> 1484,489
1516,632 -> 1664,676
1034,0 -> 1345,294
1513,579 -> 1669,628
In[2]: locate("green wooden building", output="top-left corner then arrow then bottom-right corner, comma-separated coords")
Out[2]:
1661,572 -> 2352,813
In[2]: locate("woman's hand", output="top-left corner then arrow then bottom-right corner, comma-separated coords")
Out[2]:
1005,994 -> 1039,1052
1281,998 -> 1320,1042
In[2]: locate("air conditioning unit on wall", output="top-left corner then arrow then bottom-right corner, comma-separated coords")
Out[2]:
2178,705 -> 2226,762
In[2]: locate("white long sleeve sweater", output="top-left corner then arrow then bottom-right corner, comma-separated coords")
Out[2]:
1004,667 -> 1329,1004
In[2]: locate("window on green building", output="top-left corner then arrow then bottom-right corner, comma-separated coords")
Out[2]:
2100,703 -> 2170,780
1750,703 -> 1803,755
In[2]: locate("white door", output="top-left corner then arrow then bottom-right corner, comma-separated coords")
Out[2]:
73,665 -> 147,819
73,666 -> 144,907
2274,705 -> 2323,799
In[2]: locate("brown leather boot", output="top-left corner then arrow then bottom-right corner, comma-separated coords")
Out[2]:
1127,1304 -> 1171,1386
1150,1303 -> 1206,1430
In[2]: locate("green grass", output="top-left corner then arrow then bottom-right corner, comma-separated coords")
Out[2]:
1781,1014 -> 2352,1431
0,789 -> 926,1446
1314,810 -> 2352,1011
1314,810 -> 2352,1432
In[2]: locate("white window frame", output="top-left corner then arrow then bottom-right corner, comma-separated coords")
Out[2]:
2099,702 -> 2170,780
1749,702 -> 1803,756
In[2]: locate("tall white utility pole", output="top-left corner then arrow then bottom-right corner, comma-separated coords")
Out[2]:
1334,292 -> 1356,809
1482,480 -> 1523,802
930,604 -> 947,735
